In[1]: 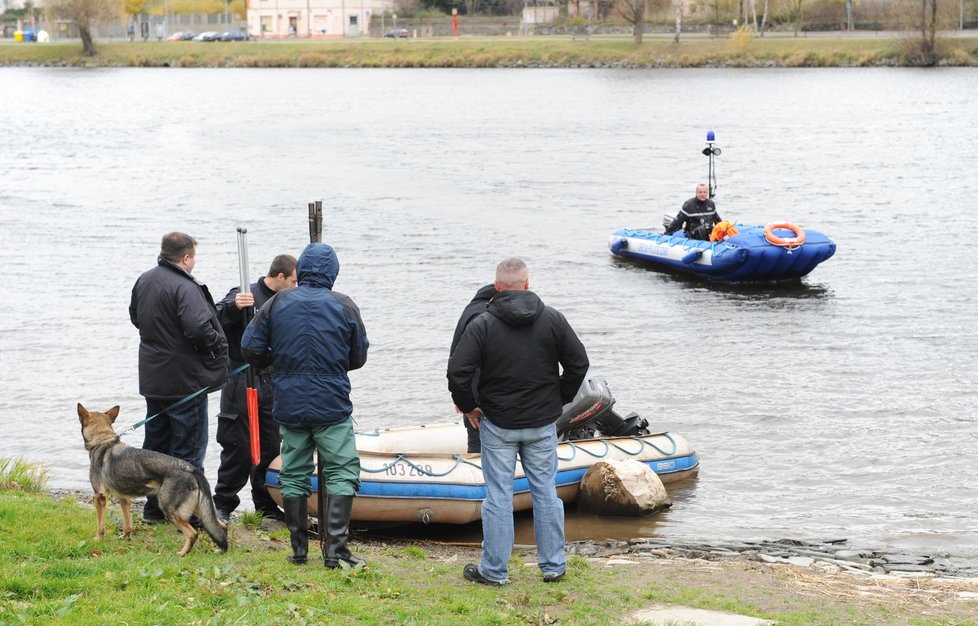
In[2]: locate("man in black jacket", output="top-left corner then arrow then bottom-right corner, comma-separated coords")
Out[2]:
129,232 -> 229,524
448,258 -> 589,586
664,183 -> 722,240
449,283 -> 498,454
213,254 -> 297,522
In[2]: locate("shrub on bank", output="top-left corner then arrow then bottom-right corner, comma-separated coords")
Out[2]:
0,457 -> 47,493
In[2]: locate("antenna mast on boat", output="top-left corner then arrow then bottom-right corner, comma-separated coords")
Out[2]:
702,130 -> 720,199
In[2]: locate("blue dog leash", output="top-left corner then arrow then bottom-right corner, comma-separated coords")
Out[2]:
120,363 -> 251,436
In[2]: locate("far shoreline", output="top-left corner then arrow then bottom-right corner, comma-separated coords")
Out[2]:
2,34 -> 977,68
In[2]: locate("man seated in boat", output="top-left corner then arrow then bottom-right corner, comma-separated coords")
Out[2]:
664,183 -> 722,240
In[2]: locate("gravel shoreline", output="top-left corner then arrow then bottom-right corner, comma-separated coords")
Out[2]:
569,537 -> 978,581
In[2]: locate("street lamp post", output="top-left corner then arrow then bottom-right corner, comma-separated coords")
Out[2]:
224,0 -> 229,30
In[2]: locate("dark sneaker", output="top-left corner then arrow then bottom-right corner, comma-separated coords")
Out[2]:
141,515 -> 166,525
542,571 -> 565,583
216,509 -> 231,524
463,564 -> 508,587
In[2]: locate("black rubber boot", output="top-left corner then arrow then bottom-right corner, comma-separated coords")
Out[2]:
324,494 -> 364,569
283,497 -> 308,565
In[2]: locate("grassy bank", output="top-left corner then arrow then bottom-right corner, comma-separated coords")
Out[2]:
2,35 -> 977,68
1,484 -> 977,623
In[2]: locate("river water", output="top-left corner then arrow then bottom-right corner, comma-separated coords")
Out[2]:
1,67 -> 975,569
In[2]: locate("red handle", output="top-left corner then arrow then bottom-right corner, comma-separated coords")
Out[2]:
247,387 -> 260,465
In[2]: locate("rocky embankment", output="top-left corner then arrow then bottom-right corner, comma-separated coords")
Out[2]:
569,537 -> 978,581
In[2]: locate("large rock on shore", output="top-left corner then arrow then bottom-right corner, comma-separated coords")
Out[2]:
577,459 -> 670,517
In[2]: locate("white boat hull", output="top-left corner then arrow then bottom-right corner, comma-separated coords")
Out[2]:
266,422 -> 698,524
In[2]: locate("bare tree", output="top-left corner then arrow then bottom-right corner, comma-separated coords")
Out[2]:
759,0 -> 769,35
616,0 -> 648,44
47,0 -> 121,56
785,0 -> 804,35
896,0 -> 948,64
918,0 -> 939,64
702,0 -> 726,37
673,0 -> 682,42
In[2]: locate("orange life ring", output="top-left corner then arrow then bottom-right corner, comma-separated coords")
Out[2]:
763,222 -> 806,248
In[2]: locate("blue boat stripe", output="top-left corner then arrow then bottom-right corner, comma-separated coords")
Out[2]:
265,453 -> 699,503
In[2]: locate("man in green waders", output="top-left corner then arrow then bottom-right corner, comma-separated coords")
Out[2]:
241,243 -> 368,567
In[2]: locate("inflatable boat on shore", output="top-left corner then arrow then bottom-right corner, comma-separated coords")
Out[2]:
264,378 -> 699,524
609,222 -> 836,282
265,425 -> 698,524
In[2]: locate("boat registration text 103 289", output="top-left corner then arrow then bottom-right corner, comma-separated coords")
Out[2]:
385,463 -> 435,477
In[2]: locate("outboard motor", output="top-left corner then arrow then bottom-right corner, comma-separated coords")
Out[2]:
555,378 -> 650,441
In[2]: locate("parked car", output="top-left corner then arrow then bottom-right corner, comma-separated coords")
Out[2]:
384,28 -> 409,38
165,31 -> 186,41
220,30 -> 249,42
179,31 -> 198,41
192,31 -> 220,41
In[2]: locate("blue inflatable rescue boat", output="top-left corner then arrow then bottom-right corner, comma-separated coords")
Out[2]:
609,222 -> 836,282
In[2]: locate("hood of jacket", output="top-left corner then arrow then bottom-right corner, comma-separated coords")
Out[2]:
488,290 -> 544,327
472,283 -> 498,304
297,243 -> 338,289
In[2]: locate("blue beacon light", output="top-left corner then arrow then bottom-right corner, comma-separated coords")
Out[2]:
706,130 -> 715,142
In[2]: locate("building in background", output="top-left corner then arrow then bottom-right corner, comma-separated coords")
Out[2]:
248,0 -> 386,38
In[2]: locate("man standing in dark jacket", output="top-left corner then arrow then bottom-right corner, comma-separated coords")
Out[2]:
450,283 -> 498,454
129,232 -> 229,524
448,258 -> 589,586
213,254 -> 297,523
241,243 -> 368,567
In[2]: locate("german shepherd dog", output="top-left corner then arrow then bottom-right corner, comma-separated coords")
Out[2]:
77,403 -> 228,556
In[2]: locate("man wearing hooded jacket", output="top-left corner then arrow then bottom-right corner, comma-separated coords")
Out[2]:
448,257 -> 589,586
450,283 -> 498,453
241,243 -> 368,568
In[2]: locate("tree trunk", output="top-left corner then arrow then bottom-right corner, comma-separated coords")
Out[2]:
674,0 -> 682,43
79,25 -> 97,56
751,0 -> 758,31
760,0 -> 768,36
927,0 -> 938,64
634,18 -> 643,44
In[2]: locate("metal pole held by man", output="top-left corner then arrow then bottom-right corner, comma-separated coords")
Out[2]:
307,201 -> 326,560
236,227 -> 261,465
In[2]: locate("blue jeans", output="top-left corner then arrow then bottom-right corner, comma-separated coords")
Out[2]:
142,395 -> 209,519
478,419 -> 565,583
